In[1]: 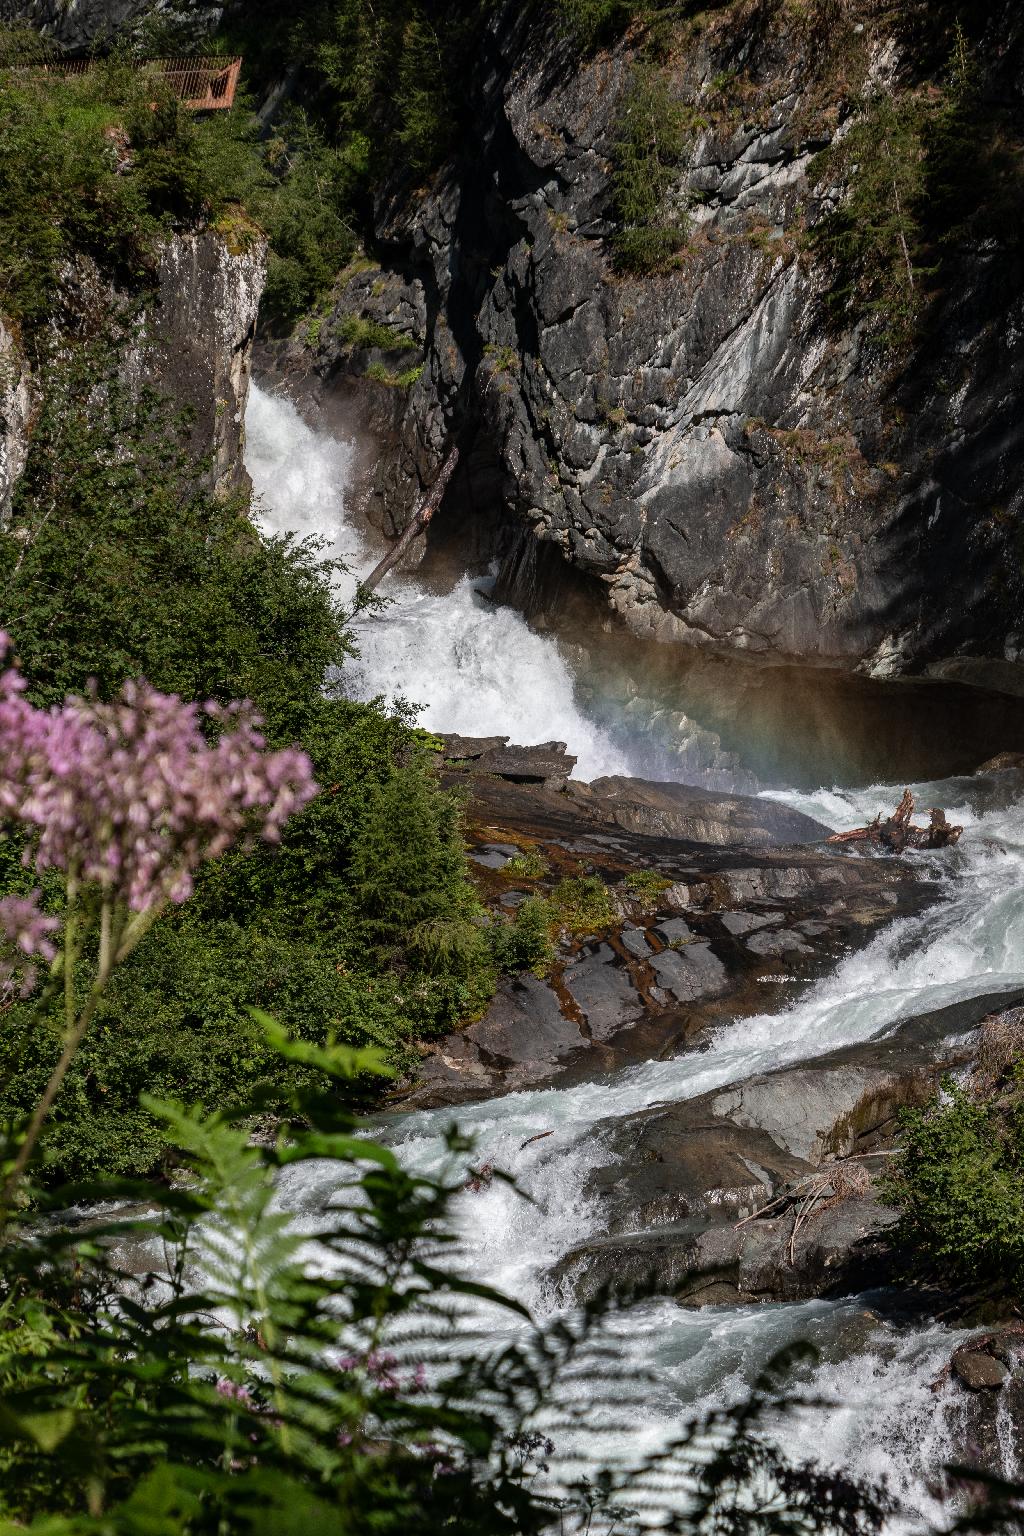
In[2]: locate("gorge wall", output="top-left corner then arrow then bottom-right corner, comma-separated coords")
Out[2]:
294,0 -> 1024,694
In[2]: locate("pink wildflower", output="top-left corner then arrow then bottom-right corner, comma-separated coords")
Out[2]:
0,636 -> 317,913
0,891 -> 58,1003
215,1377 -> 255,1408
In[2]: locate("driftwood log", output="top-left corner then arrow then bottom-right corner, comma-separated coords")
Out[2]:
827,789 -> 962,852
359,444 -> 460,595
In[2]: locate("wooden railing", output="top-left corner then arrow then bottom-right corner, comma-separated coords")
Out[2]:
11,55 -> 243,110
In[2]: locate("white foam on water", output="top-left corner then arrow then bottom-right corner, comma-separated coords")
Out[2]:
244,382 -> 1024,1524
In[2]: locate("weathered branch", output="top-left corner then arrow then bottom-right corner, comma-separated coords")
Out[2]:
359,444 -> 460,595
827,789 -> 962,852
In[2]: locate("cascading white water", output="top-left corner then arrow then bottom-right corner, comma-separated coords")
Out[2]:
246,382 -> 1024,1523
246,385 -> 632,780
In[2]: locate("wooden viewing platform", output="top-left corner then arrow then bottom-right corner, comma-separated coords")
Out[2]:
11,55 -> 243,110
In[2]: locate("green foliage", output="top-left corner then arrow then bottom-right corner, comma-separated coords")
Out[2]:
488,898 -> 557,977
0,47 -> 359,333
624,869 -> 672,908
504,848 -> 549,880
549,875 -> 616,934
810,30 -> 1024,346
0,1027 -> 894,1535
0,349 -> 499,1178
337,314 -> 417,351
882,1076 -> 1024,1298
0,351 -> 349,737
611,61 -> 689,274
0,64 -> 263,335
347,759 -> 496,1028
810,92 -> 932,346
255,112 -> 362,325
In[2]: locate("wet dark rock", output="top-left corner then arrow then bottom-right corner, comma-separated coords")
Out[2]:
439,734 -> 510,761
399,764 -> 935,1109
620,926 -> 652,959
744,927 -> 813,957
580,778 -> 831,847
975,751 -> 1024,775
720,911 -> 781,935
552,991 -> 1024,1307
562,947 -> 645,1041
649,943 -> 727,1004
652,917 -> 694,946
953,1348 -> 1009,1391
475,744 -> 577,787
469,843 -> 520,868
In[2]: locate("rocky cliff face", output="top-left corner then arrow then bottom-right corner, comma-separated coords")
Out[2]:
0,318 -> 34,525
1,226 -> 265,519
300,0 -> 1024,693
15,0 -> 223,50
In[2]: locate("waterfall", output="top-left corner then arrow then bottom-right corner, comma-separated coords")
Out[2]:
246,381 -> 1024,1525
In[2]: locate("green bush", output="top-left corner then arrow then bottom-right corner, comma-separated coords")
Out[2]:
549,874 -> 617,934
810,30 -> 1024,346
1,351 -> 350,734
882,1076 -> 1024,1297
0,64 -> 266,335
810,93 -> 932,345
624,869 -> 672,908
488,897 -> 557,977
611,60 -> 689,273
504,848 -> 549,880
337,314 -> 416,351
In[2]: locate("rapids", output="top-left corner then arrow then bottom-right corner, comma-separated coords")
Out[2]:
246,381 -> 1024,1523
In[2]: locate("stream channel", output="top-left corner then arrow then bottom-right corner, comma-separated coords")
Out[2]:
244,382 -> 1024,1523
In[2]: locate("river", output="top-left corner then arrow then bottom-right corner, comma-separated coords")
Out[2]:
245,382 -> 1024,1524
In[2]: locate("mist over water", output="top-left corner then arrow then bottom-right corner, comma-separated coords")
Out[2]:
246,382 -> 1024,1524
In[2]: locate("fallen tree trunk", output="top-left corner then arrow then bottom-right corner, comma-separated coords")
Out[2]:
359,443 -> 460,595
827,789 -> 962,852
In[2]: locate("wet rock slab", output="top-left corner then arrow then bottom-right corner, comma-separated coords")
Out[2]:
551,992 -> 1024,1308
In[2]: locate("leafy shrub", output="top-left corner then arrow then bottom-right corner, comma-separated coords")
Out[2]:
337,314 -> 417,350
810,30 -> 1024,347
1,350 -> 350,734
810,93 -> 932,346
488,897 -> 557,977
611,60 -> 689,273
504,848 -> 549,880
549,875 -> 617,934
624,869 -> 673,909
0,64 -> 266,335
882,1077 -> 1024,1297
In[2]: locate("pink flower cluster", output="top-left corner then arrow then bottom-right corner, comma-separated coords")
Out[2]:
0,891 -> 59,1004
0,635 -> 318,913
335,1350 -> 427,1396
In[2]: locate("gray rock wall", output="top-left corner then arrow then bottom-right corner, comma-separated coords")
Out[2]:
308,0 -> 1024,690
12,0 -> 223,51
0,318 -> 35,525
1,226 -> 265,514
